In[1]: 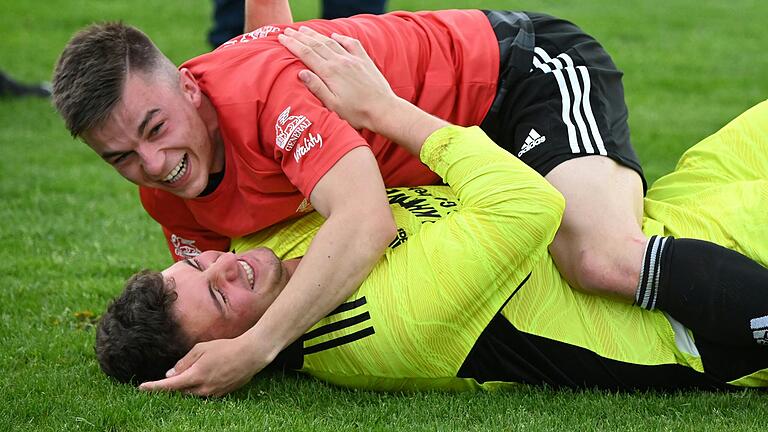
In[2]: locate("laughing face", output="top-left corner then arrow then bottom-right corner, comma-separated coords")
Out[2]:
162,249 -> 297,344
81,69 -> 224,199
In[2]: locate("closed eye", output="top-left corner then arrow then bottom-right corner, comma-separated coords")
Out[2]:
112,152 -> 134,165
208,285 -> 226,314
148,122 -> 164,138
184,258 -> 202,271
185,258 -> 225,311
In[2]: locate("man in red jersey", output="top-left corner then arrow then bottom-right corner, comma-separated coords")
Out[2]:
53,9 -> 502,397
53,7 -> 766,397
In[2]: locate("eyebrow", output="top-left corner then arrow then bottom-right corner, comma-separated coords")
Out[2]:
137,108 -> 161,137
98,108 -> 161,161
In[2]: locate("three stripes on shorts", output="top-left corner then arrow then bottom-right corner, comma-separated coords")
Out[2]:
532,47 -> 607,156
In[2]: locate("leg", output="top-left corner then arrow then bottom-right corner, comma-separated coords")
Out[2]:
0,69 -> 50,98
483,12 -> 768,346
321,0 -> 386,20
545,156 -> 646,301
208,0 -> 245,48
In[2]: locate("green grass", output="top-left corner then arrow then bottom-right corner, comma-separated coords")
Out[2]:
1,0 -> 766,430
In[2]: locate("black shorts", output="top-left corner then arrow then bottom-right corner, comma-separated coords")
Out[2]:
480,11 -> 647,192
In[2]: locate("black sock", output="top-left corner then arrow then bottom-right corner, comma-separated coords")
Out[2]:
634,236 -> 768,347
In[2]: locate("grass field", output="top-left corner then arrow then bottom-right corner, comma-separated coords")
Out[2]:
1,0 -> 767,430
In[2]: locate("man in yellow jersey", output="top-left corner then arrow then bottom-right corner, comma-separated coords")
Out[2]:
96,97 -> 768,393
94,33 -> 768,394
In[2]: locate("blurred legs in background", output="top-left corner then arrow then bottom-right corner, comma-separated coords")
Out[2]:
208,0 -> 387,48
0,69 -> 51,98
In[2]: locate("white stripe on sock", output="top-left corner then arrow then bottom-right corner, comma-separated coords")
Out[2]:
643,236 -> 662,309
650,236 -> 668,310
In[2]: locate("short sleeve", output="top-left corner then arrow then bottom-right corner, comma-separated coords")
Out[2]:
260,68 -> 371,198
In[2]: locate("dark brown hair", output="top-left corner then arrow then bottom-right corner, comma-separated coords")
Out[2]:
95,270 -> 190,385
52,22 -> 173,137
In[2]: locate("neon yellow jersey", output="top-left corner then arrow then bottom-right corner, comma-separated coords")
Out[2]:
236,125 -> 565,391
234,101 -> 768,391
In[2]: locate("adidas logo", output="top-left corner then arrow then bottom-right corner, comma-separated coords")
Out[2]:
518,128 -> 546,157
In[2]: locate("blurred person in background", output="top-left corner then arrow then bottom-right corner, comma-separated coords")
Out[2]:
209,0 -> 387,48
0,69 -> 50,98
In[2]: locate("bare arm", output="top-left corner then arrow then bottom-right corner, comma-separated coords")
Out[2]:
139,26 -> 448,398
140,146 -> 396,396
240,146 -> 395,363
245,0 -> 293,32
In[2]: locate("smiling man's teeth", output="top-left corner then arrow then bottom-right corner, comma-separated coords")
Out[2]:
163,154 -> 188,183
238,260 -> 255,288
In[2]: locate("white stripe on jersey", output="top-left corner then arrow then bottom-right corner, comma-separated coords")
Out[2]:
532,47 -> 607,156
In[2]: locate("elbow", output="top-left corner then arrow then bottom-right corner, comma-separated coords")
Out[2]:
370,211 -> 398,251
357,207 -> 397,252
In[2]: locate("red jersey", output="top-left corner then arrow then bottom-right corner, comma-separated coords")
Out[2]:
140,9 -> 499,260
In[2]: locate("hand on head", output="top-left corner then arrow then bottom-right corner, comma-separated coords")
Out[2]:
277,26 -> 398,133
138,334 -> 268,397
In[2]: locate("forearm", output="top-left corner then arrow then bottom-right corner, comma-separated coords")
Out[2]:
365,97 -> 449,157
420,126 -> 565,269
240,210 -> 394,361
245,0 -> 293,32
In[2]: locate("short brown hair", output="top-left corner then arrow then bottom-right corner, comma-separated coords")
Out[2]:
52,22 -> 173,137
95,270 -> 191,385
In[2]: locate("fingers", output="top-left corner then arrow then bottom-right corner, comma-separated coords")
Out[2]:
330,33 -> 366,58
139,367 -> 198,393
140,366 -> 222,397
169,343 -> 205,376
280,26 -> 346,62
297,70 -> 335,106
278,31 -> 327,71
297,26 -> 348,56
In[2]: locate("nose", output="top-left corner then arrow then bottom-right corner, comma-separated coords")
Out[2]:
206,252 -> 240,284
136,142 -> 166,178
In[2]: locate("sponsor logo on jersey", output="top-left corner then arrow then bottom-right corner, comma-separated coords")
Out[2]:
388,228 -> 409,249
220,26 -> 281,47
293,132 -> 323,163
171,234 -> 202,259
518,128 -> 546,157
750,315 -> 768,345
275,106 -> 311,151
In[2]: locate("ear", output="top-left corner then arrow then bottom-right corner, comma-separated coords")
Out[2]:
178,68 -> 202,108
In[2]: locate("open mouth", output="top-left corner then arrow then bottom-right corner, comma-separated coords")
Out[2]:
163,154 -> 188,184
238,260 -> 255,289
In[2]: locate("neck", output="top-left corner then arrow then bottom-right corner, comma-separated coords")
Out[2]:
199,93 -> 225,173
282,258 -> 301,279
